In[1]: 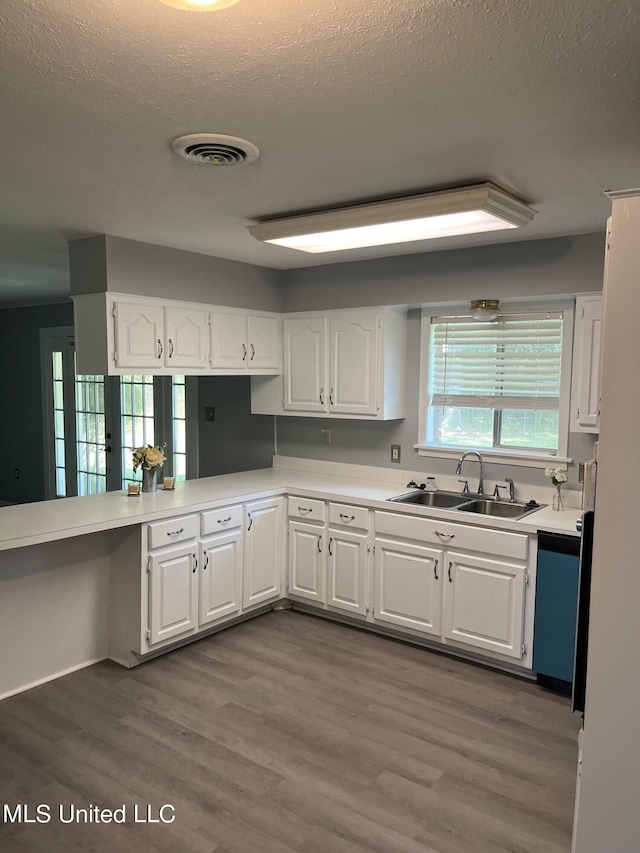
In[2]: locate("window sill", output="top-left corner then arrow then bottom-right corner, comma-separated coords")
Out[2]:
413,445 -> 571,470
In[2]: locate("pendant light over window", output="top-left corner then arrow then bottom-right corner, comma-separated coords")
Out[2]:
158,0 -> 241,10
469,299 -> 500,321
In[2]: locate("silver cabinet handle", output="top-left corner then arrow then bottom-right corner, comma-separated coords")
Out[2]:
298,506 -> 313,514
319,387 -> 324,405
167,527 -> 184,536
339,513 -> 356,521
434,559 -> 439,581
250,343 -> 255,361
168,338 -> 174,358
328,537 -> 334,556
448,561 -> 453,582
204,552 -> 209,570
217,516 -> 232,524
436,530 -> 455,540
193,553 -> 197,573
242,343 -> 247,361
329,387 -> 335,405
317,535 -> 322,553
157,339 -> 163,359
247,513 -> 253,531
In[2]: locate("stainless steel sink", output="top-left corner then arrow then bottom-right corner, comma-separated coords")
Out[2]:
456,499 -> 539,519
388,490 -> 467,508
387,490 -> 544,519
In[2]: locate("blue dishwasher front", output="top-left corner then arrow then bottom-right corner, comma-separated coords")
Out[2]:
533,531 -> 580,694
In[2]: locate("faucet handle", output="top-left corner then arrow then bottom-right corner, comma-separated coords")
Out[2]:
457,479 -> 469,495
493,484 -> 508,500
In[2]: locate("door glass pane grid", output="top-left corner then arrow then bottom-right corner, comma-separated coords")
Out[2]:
172,376 -> 187,481
121,375 -> 155,486
52,352 -> 66,497
75,366 -> 107,496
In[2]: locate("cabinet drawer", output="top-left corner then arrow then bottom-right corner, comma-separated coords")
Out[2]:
329,502 -> 369,531
288,496 -> 326,523
374,511 -> 528,561
201,505 -> 243,536
148,514 -> 198,550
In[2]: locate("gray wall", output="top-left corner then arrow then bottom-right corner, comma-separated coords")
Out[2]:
197,377 -> 274,477
277,234 -> 605,491
283,232 -> 605,311
0,301 -> 74,504
69,235 -> 284,312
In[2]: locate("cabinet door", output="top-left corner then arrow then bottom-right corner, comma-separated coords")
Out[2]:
210,312 -> 247,369
288,521 -> 324,603
148,545 -> 198,645
327,529 -> 367,615
329,313 -> 379,415
244,498 -> 283,608
114,301 -> 164,369
571,296 -> 602,432
374,538 -> 442,636
283,317 -> 328,412
443,551 -> 526,660
165,306 -> 209,369
247,316 -> 280,370
199,530 -> 243,627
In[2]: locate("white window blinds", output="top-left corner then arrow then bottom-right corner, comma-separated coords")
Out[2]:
429,312 -> 563,411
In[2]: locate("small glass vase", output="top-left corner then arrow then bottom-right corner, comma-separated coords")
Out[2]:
142,468 -> 158,493
552,486 -> 565,512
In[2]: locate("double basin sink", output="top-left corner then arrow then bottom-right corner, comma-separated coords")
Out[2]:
387,489 -> 543,520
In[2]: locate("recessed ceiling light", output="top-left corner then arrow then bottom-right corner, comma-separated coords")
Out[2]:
247,183 -> 536,254
158,0 -> 241,11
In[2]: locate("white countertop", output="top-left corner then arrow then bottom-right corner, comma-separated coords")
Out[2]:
0,462 -> 582,552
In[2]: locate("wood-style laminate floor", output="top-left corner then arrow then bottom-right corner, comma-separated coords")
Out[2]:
0,611 -> 580,853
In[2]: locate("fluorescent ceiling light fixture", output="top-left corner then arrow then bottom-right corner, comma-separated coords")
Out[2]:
158,0 -> 241,10
248,183 -> 536,254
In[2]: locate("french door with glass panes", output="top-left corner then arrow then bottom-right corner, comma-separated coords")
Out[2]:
41,328 -> 193,498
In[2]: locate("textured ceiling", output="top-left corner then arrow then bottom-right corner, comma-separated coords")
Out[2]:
0,0 -> 639,302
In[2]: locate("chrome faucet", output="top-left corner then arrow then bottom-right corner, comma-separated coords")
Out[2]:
455,450 -> 485,496
505,477 -> 516,502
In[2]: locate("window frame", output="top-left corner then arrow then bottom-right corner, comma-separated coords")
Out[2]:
415,301 -> 575,468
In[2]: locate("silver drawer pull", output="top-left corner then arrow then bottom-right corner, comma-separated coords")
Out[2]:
298,506 -> 313,513
339,513 -> 356,521
217,516 -> 232,524
167,527 -> 184,536
435,530 -> 454,540
434,559 -> 439,581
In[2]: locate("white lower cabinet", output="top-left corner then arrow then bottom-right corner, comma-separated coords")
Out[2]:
372,511 -> 532,666
289,520 -> 325,603
374,538 -> 442,636
148,544 -> 198,645
443,551 -> 526,660
244,498 -> 284,608
199,529 -> 243,626
327,529 -> 368,616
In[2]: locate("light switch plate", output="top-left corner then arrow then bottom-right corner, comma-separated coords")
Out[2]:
391,444 -> 401,463
205,407 -> 216,422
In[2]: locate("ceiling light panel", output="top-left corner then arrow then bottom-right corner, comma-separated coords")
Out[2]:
158,0 -> 242,11
248,183 -> 536,254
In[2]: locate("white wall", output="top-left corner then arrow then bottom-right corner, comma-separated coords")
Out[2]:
572,195 -> 640,852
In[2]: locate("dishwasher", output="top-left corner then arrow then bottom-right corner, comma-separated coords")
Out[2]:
533,531 -> 581,695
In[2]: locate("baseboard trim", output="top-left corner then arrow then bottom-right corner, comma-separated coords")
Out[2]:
0,656 -> 108,701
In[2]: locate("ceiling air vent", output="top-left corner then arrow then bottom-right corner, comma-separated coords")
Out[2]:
170,133 -> 260,166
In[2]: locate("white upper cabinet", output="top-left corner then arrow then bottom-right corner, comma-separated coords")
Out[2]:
113,300 -> 165,369
571,294 -> 602,433
283,317 -> 327,412
329,312 -> 379,416
165,305 -> 210,369
210,312 -> 280,373
253,306 -> 407,420
210,311 -> 248,369
247,315 -> 280,370
73,293 -> 280,376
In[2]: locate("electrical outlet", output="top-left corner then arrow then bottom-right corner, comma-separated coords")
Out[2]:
14,468 -> 19,479
321,428 -> 331,445
391,445 -> 401,463
205,407 -> 216,422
